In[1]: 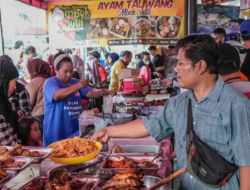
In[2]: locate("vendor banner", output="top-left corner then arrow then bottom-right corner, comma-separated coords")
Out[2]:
48,0 -> 185,47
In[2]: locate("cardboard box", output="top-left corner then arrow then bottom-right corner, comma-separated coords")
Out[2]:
118,69 -> 140,80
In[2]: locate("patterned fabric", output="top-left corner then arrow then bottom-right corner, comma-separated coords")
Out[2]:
143,77 -> 250,190
132,78 -> 144,88
8,84 -> 31,119
0,114 -> 19,146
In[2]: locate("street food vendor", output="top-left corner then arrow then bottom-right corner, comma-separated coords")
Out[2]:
43,52 -> 110,147
93,35 -> 250,190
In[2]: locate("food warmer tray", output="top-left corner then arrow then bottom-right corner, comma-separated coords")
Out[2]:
100,156 -> 162,176
4,157 -> 33,172
94,175 -> 170,190
19,175 -> 101,190
48,157 -> 105,176
4,146 -> 54,163
111,145 -> 160,156
0,170 -> 16,188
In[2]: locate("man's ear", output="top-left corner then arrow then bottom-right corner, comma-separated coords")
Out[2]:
196,60 -> 207,75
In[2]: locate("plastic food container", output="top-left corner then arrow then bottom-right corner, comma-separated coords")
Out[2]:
111,145 -> 160,156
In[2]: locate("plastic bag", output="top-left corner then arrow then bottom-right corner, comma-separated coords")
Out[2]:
103,95 -> 113,113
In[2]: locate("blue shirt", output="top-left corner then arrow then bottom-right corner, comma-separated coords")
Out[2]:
143,77 -> 250,190
43,77 -> 92,147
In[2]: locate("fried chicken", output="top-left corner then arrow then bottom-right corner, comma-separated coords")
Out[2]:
10,144 -> 23,155
101,179 -> 141,190
0,166 -> 7,180
113,173 -> 143,180
0,147 -> 8,155
3,159 -> 25,168
114,147 -> 128,153
10,145 -> 42,157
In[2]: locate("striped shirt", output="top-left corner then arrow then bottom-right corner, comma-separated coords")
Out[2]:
143,77 -> 250,190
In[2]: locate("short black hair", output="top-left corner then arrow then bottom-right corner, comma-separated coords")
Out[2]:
19,117 -> 38,146
14,41 -> 24,49
218,43 -> 241,75
91,51 -> 100,59
148,46 -> 157,51
242,35 -> 250,41
212,28 -> 226,37
24,46 -> 36,55
141,51 -> 150,59
63,48 -> 72,54
176,35 -> 219,74
53,51 -> 72,70
122,50 -> 132,58
73,71 -> 80,80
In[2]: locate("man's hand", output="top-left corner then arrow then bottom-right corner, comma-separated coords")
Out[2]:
98,89 -> 113,96
92,128 -> 110,144
77,79 -> 89,89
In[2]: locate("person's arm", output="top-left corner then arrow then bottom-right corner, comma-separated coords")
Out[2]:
153,55 -> 164,72
92,100 -> 175,143
86,88 -> 111,99
240,166 -> 250,190
230,102 -> 250,189
92,119 -> 149,143
18,88 -> 31,118
53,79 -> 89,101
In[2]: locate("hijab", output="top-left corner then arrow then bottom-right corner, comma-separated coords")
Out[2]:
70,55 -> 85,79
85,55 -> 102,88
47,55 -> 56,77
109,53 -> 119,66
108,53 -> 119,81
27,59 -> 50,80
0,58 -> 21,138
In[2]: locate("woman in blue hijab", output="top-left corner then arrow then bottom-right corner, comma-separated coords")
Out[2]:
107,53 -> 119,82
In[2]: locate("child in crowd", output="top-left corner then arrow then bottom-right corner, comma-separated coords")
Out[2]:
19,117 -> 43,147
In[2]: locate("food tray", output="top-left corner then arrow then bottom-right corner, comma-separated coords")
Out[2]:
0,170 -> 16,188
4,157 -> 33,171
100,156 -> 162,176
94,175 -> 170,190
19,176 -> 101,190
111,145 -> 160,156
48,157 -> 105,176
4,146 -> 53,163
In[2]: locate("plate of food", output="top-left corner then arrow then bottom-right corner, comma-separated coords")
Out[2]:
48,137 -> 102,165
0,145 -> 53,163
156,16 -> 182,38
134,18 -> 150,37
0,154 -> 33,171
109,18 -> 130,38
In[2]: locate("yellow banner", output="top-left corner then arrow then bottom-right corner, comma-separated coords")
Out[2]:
48,0 -> 185,47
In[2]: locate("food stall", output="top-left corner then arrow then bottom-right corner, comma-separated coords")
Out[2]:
0,0 -> 190,189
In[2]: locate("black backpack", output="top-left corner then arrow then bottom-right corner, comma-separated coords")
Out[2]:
186,99 -> 238,188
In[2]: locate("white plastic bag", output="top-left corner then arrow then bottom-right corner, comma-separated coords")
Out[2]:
103,95 -> 113,113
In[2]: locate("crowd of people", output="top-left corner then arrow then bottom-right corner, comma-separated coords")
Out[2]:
0,17 -> 250,189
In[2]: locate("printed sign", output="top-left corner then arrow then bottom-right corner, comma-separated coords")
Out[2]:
48,0 -> 185,47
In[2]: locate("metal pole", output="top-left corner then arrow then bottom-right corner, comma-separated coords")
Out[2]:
0,0 -> 5,55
